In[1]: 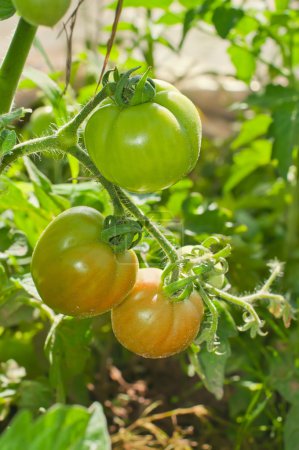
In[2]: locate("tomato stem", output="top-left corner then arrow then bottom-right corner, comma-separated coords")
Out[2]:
114,186 -> 179,264
0,18 -> 37,114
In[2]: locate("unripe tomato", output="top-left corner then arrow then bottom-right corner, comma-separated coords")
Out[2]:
31,207 -> 138,317
179,245 -> 225,289
29,106 -> 55,137
12,0 -> 71,27
84,80 -> 202,193
111,268 -> 204,358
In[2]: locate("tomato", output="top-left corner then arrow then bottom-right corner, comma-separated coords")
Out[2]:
31,206 -> 138,317
84,80 -> 202,193
12,0 -> 71,27
29,106 -> 55,137
179,245 -> 225,289
111,268 -> 204,358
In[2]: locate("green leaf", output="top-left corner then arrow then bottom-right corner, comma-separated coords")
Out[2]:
270,105 -> 299,178
284,404 -> 299,450
0,130 -> 16,156
231,114 -> 272,149
122,0 -> 173,8
227,45 -> 256,83
247,84 -> 299,109
67,154 -> 80,182
225,140 -> 272,192
0,108 -> 29,129
22,68 -> 65,112
0,0 -> 15,21
179,8 -> 198,49
45,317 -> 92,398
0,403 -> 111,450
195,340 -> 231,400
212,7 -> 244,38
275,0 -> 289,11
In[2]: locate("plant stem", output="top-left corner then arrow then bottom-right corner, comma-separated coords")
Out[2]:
0,18 -> 37,114
58,88 -> 108,136
114,186 -> 178,263
208,286 -> 264,327
0,135 -> 58,173
64,146 -> 179,263
67,145 -> 124,215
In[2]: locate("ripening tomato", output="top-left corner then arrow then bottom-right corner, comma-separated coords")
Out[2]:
84,80 -> 202,193
111,268 -> 204,358
12,0 -> 71,27
179,245 -> 225,289
31,207 -> 138,317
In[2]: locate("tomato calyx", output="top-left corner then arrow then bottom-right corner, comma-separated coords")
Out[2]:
101,215 -> 143,253
102,67 -> 156,107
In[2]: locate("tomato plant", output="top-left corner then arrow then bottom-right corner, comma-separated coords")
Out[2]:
31,206 -> 139,317
111,268 -> 204,358
12,0 -> 71,27
84,79 -> 202,193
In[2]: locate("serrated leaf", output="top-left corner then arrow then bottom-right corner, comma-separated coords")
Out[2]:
0,0 -> 15,21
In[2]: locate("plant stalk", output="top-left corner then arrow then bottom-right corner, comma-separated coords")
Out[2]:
0,18 -> 37,114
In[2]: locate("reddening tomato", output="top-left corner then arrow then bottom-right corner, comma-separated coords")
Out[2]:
12,0 -> 71,27
84,80 -> 202,193
179,245 -> 225,289
31,206 -> 138,317
111,268 -> 204,358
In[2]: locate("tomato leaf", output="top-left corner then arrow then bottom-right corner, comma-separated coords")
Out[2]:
0,403 -> 111,450
0,129 -> 16,157
227,45 -> 256,83
212,7 -> 244,38
0,0 -> 15,21
231,114 -> 273,150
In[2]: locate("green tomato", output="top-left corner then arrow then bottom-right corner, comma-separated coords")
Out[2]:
12,0 -> 71,27
29,106 -> 55,137
84,80 -> 202,193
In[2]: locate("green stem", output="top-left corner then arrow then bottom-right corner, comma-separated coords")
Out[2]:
58,87 -> 109,137
0,135 -> 58,173
0,18 -> 37,114
114,186 -> 178,263
67,146 -> 124,215
208,286 -> 263,327
62,146 -> 178,263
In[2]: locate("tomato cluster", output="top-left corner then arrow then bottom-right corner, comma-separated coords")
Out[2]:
30,76 -> 206,358
32,207 -> 206,358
